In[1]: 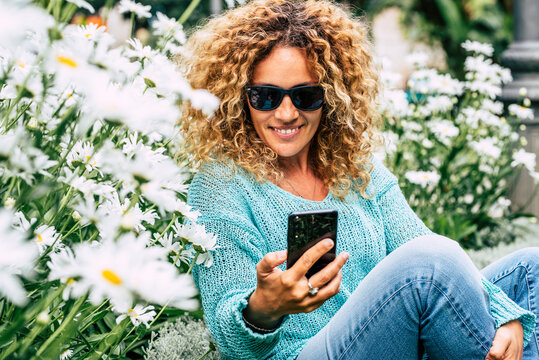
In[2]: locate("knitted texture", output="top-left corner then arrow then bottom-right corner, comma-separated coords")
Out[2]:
187,156 -> 536,360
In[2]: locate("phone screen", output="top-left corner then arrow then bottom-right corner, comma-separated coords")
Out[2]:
286,209 -> 338,278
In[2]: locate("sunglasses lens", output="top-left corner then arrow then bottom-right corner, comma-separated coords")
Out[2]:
248,87 -> 282,110
292,86 -> 324,111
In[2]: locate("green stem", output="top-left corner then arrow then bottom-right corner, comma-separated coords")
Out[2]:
178,0 -> 202,24
2,176 -> 17,204
33,294 -> 88,360
173,242 -> 188,265
197,347 -> 213,360
149,214 -> 178,247
187,252 -> 199,274
130,12 -> 135,38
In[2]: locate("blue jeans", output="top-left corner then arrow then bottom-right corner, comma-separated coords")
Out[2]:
296,234 -> 539,360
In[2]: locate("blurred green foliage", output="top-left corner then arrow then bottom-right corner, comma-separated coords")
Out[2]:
345,0 -> 513,77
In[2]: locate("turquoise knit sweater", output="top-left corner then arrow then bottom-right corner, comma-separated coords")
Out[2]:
187,156 -> 536,360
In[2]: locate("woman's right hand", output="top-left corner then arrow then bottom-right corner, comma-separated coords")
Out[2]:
243,239 -> 349,330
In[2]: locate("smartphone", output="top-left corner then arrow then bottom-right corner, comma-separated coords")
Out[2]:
286,209 -> 338,278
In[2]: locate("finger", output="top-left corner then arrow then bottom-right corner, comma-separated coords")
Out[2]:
290,238 -> 334,280
257,250 -> 287,275
485,335 -> 510,360
308,252 -> 349,288
315,269 -> 342,300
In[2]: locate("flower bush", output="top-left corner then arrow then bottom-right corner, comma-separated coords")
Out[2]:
377,40 -> 539,249
0,0 -> 221,358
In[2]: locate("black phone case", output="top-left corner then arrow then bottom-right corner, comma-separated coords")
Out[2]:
286,209 -> 338,278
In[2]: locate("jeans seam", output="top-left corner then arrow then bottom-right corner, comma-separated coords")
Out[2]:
490,263 -> 538,352
336,279 -> 491,360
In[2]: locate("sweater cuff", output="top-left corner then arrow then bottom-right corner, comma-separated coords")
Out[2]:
481,277 -> 537,348
227,287 -> 290,357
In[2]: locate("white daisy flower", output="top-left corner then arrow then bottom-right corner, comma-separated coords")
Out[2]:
405,51 -> 429,69
0,1 -> 54,50
172,220 -> 218,253
66,0 -> 95,13
470,138 -> 502,158
118,0 -> 151,19
508,104 -> 534,120
33,224 -> 62,254
511,149 -> 536,173
115,304 -> 156,328
59,349 -> 74,360
66,141 -> 102,173
124,38 -> 156,61
0,209 -> 38,306
488,197 -> 511,219
151,12 -> 183,37
404,170 -> 441,189
461,40 -> 494,57
428,119 -> 459,145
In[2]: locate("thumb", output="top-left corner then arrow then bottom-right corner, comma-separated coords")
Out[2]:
485,334 -> 508,360
257,250 -> 287,274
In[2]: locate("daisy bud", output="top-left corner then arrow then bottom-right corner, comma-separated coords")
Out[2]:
4,197 -> 15,208
27,118 -> 38,129
72,211 -> 81,221
519,87 -> 527,97
520,124 -> 527,131
36,311 -> 50,325
523,98 -> 531,107
520,137 -> 528,146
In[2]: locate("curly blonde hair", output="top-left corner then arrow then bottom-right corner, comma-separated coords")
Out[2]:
178,0 -> 383,200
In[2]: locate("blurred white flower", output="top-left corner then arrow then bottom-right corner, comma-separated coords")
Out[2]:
488,197 -> 511,219
379,89 -> 411,117
115,304 -> 156,328
405,52 -> 429,69
461,40 -> 494,57
66,141 -> 102,174
66,0 -> 95,13
428,119 -> 459,145
463,194 -> 474,204
172,220 -> 218,265
125,38 -> 157,62
33,224 -> 62,254
470,138 -> 502,158
187,89 -> 220,117
59,349 -> 74,360
481,99 -> 504,115
405,170 -> 441,188
51,234 -> 198,310
152,12 -> 183,38
424,96 -> 453,114
511,149 -> 536,174
0,1 -> 54,50
117,0 -> 151,19
508,104 -> 534,120
0,209 -> 38,306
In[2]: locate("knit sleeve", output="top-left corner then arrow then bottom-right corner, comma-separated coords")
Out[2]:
187,161 -> 288,359
481,277 -> 536,348
191,218 -> 289,359
370,156 -> 433,254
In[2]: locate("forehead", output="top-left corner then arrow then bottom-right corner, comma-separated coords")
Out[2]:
252,46 -> 317,87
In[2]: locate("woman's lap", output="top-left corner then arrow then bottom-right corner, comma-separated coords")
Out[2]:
297,234 -> 538,360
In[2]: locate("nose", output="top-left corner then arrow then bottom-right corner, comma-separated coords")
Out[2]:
274,95 -> 299,121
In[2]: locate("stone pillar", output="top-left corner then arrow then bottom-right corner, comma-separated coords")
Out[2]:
210,0 -> 222,15
501,0 -> 539,216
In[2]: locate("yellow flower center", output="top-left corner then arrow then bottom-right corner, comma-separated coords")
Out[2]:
17,60 -> 25,68
67,93 -> 73,98
36,234 -> 43,242
101,269 -> 122,285
56,55 -> 78,68
67,278 -> 75,285
85,33 -> 92,38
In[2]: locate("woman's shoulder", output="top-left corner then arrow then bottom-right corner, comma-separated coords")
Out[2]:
363,155 -> 399,197
187,159 -> 254,214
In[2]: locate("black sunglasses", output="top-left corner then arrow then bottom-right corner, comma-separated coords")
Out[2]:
245,85 -> 325,111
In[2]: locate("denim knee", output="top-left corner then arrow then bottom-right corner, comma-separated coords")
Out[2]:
394,234 -> 483,285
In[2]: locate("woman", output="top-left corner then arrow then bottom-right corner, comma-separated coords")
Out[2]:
179,0 -> 538,359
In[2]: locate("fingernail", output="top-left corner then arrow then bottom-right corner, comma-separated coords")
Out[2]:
277,250 -> 287,260
324,239 -> 333,247
341,252 -> 349,260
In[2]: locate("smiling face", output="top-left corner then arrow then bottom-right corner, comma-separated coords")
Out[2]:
247,46 -> 322,164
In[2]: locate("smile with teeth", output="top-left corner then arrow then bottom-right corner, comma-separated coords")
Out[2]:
271,125 -> 303,134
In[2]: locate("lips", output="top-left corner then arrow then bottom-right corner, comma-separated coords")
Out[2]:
269,125 -> 304,139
